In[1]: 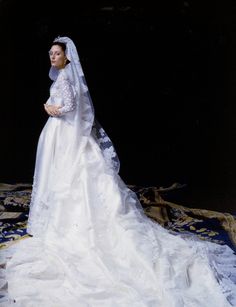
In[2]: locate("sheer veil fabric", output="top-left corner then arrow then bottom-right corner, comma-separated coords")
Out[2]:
0,36 -> 236,307
49,36 -> 120,173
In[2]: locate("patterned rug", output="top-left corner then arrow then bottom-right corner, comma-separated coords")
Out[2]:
0,182 -> 236,253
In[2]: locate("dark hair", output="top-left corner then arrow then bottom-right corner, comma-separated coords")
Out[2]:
51,41 -> 66,52
50,41 -> 70,64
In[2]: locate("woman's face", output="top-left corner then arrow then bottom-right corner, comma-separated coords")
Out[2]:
49,45 -> 67,70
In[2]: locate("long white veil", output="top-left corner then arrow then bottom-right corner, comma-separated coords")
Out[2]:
50,36 -> 120,174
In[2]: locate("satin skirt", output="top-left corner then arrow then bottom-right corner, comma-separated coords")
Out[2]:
1,116 -> 236,307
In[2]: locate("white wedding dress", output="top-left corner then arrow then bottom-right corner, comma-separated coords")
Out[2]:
1,68 -> 236,307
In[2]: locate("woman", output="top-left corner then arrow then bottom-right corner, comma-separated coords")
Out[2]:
0,36 -> 236,307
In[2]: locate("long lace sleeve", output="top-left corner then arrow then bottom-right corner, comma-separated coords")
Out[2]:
57,73 -> 76,115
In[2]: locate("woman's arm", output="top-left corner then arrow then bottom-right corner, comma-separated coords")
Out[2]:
43,73 -> 76,117
57,73 -> 76,115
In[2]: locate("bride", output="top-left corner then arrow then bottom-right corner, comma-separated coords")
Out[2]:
0,36 -> 236,307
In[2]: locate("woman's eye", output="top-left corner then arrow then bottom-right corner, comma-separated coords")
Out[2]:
48,52 -> 60,56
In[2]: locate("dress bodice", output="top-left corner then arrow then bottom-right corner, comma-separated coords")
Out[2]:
46,68 -> 76,116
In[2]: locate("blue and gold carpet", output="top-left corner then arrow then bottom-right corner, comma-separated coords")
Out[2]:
0,182 -> 235,252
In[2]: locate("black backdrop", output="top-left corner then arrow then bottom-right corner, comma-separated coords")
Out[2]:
1,0 -> 236,211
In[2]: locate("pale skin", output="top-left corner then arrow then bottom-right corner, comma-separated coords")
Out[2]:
44,44 -> 68,116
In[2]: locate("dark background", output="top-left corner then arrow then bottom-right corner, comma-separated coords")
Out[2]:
0,0 -> 236,213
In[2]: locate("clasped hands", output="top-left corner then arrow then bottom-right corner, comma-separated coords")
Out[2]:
44,104 -> 62,117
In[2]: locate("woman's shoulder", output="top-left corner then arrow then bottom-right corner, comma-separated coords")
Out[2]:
56,68 -> 70,83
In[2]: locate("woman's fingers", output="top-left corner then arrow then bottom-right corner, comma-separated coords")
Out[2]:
43,104 -> 60,116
